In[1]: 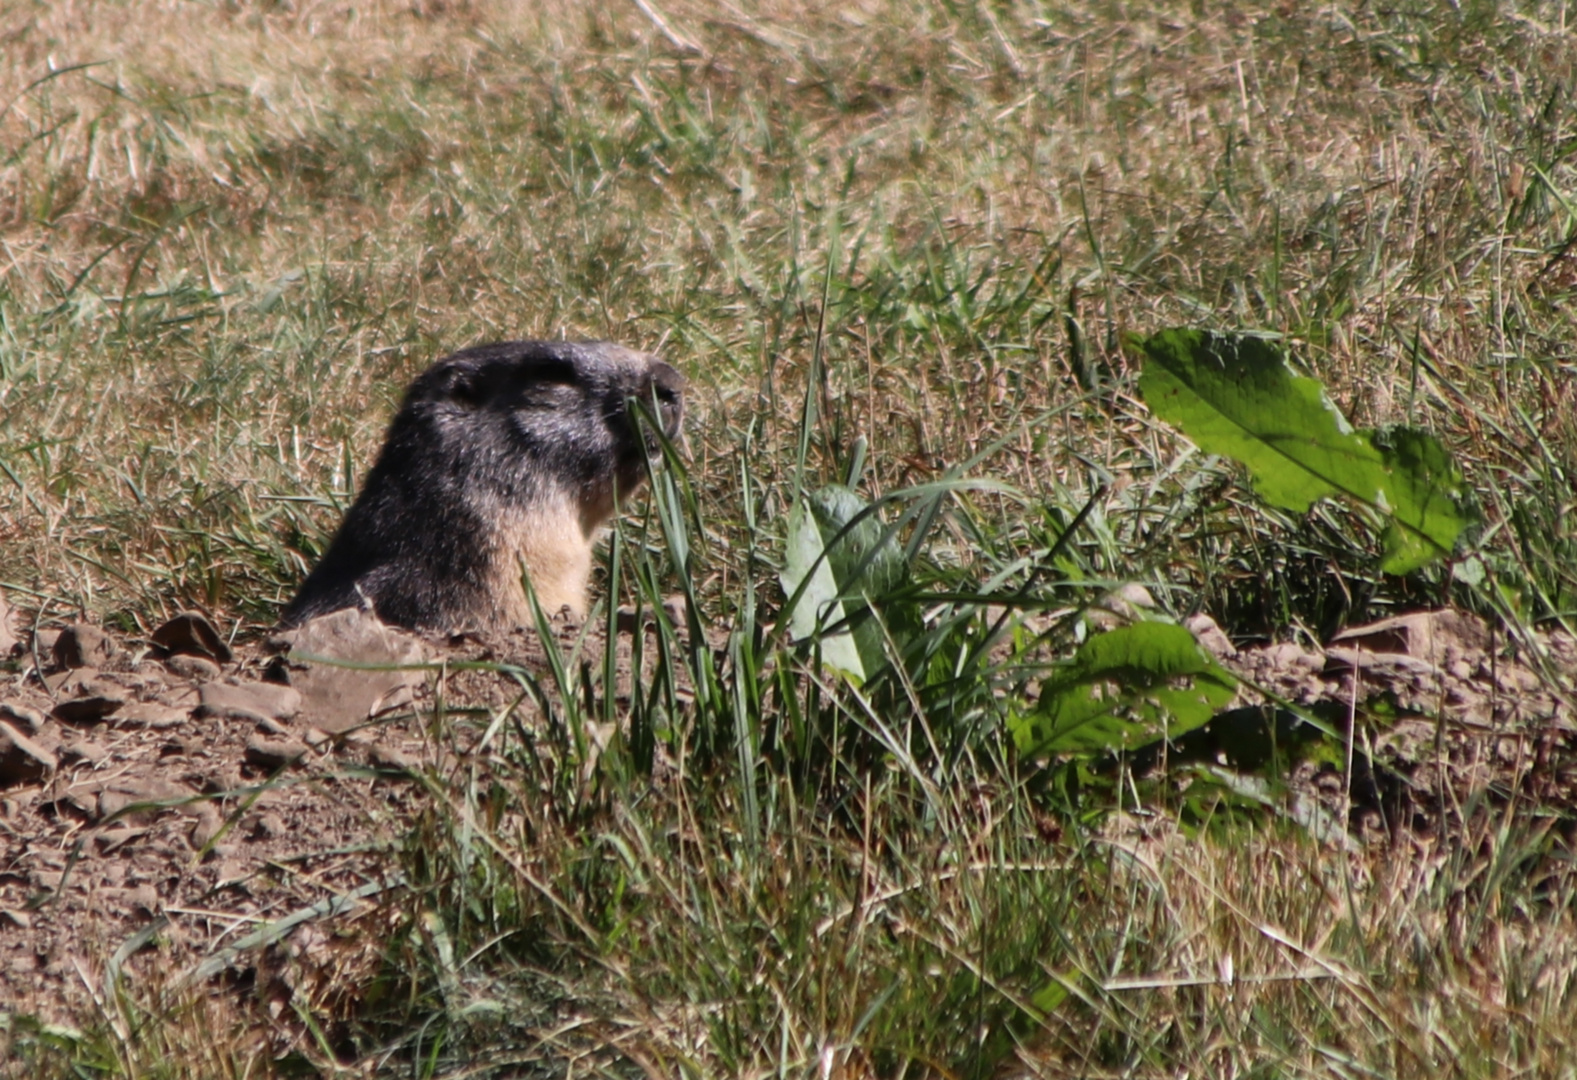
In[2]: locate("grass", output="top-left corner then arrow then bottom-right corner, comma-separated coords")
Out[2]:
2,0 -> 1576,1074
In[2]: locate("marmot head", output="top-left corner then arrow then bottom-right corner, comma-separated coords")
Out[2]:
281,340 -> 685,633
398,341 -> 685,527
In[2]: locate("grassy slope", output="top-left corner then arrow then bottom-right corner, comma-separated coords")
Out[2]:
1,0 -> 1575,1075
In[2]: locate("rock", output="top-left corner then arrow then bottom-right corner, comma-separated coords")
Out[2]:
154,684 -> 201,710
1263,642 -> 1322,673
113,703 -> 190,730
195,681 -> 301,724
273,609 -> 427,734
0,702 -> 48,734
189,804 -> 224,850
164,654 -> 221,681
51,691 -> 129,725
213,858 -> 252,889
255,717 -> 293,737
151,612 -> 232,663
1184,613 -> 1237,659
52,625 -> 122,671
1089,583 -> 1158,629
1329,610 -> 1489,667
616,594 -> 688,635
1324,647 -> 1442,680
0,591 -> 15,658
367,742 -> 416,772
43,667 -> 95,695
59,738 -> 110,766
95,825 -> 149,855
244,736 -> 309,770
0,721 -> 57,786
249,812 -> 286,840
126,884 -> 160,917
90,777 -> 194,822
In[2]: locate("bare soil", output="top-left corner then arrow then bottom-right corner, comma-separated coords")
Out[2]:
0,603 -> 1572,1030
0,610 -> 606,1027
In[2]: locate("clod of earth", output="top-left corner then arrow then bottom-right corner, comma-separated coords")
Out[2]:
0,592 -> 15,658
267,607 -> 426,735
52,625 -> 124,672
195,681 -> 302,724
151,611 -> 234,663
0,721 -> 56,786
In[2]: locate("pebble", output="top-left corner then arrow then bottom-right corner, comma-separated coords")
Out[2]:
243,736 -> 309,771
53,625 -> 122,671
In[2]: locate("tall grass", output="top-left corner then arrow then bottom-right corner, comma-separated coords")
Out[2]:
2,0 -> 1576,1075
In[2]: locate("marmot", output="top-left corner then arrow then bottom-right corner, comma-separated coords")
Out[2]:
280,340 -> 684,634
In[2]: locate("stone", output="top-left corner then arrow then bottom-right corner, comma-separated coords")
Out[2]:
272,608 -> 427,734
1184,613 -> 1237,659
244,736 -> 309,770
113,703 -> 189,730
0,702 -> 48,734
0,721 -> 57,787
249,812 -> 286,840
59,738 -> 109,766
151,612 -> 232,663
1088,582 -> 1158,629
43,668 -> 96,695
126,884 -> 160,917
155,685 -> 201,710
1324,647 -> 1442,679
51,691 -> 129,725
0,591 -> 14,658
195,681 -> 301,724
1329,610 -> 1489,667
367,742 -> 416,771
164,654 -> 221,681
95,825 -> 149,855
189,805 -> 224,850
52,625 -> 121,671
94,778 -> 195,822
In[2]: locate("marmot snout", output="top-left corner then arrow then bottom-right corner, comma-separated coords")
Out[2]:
281,341 -> 684,633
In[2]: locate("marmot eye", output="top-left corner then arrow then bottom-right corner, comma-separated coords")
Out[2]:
522,358 -> 580,386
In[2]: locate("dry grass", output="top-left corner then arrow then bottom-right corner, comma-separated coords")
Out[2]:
2,0 -> 1576,1075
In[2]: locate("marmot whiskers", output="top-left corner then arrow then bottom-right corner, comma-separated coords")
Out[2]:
281,341 -> 684,634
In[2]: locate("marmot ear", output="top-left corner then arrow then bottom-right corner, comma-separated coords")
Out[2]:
435,361 -> 486,407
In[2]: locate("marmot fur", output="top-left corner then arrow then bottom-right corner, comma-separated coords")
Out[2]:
280,340 -> 684,633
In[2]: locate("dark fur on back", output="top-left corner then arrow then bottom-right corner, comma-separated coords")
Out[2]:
281,341 -> 684,633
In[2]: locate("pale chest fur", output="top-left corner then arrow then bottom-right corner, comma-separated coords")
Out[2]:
478,488 -> 597,625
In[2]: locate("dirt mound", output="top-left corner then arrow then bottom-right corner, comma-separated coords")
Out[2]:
1182,609 -> 1577,840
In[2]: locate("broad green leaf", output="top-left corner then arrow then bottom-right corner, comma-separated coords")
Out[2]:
1137,328 -> 1474,573
1012,622 -> 1237,756
1368,425 -> 1474,574
780,484 -> 912,683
